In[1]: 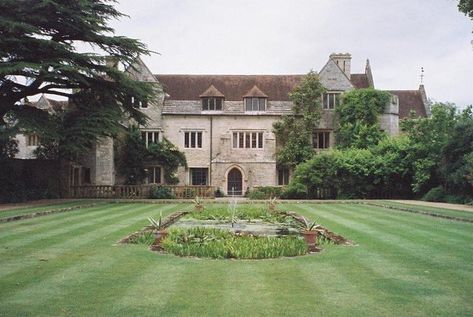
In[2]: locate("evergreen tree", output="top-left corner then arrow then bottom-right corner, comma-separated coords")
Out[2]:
0,0 -> 156,155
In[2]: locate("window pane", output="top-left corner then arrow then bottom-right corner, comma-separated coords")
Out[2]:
245,133 -> 250,148
141,100 -> 148,108
252,132 -> 257,148
202,98 -> 208,110
209,98 -> 215,110
147,132 -> 153,144
155,167 -> 161,183
141,132 -> 146,143
318,133 -> 324,148
216,98 -> 222,110
258,132 -> 263,148
197,132 -> 202,148
184,132 -> 189,148
233,132 -> 238,148
324,132 -> 330,148
245,98 -> 251,111
191,168 -> 208,185
191,132 -> 196,148
252,98 -> 258,111
239,132 -> 244,148
323,94 -> 328,109
259,98 -> 265,111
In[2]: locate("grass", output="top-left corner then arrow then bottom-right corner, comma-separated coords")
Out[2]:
0,200 -> 104,220
373,200 -> 473,221
0,201 -> 472,316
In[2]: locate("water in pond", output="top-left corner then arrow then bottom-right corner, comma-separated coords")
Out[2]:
170,219 -> 300,236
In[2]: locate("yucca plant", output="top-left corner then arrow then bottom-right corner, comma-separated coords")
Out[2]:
148,211 -> 164,231
193,196 -> 204,212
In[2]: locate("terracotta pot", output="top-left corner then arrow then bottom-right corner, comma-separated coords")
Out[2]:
152,230 -> 168,249
302,230 -> 318,245
195,205 -> 204,212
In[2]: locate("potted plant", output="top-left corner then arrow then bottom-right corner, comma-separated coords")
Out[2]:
300,217 -> 323,252
148,212 -> 167,248
193,196 -> 204,212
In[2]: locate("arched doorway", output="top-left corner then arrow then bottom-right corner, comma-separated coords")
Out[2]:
227,168 -> 243,196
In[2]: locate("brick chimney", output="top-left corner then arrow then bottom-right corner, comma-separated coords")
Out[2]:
330,53 -> 351,78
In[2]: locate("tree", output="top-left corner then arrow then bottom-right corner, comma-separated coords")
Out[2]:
458,0 -> 473,19
273,70 -> 324,167
0,0 -> 156,148
335,88 -> 391,149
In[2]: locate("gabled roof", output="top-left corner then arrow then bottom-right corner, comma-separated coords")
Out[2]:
155,74 -> 304,101
243,85 -> 268,98
388,90 -> 427,118
350,74 -> 371,89
199,84 -> 225,98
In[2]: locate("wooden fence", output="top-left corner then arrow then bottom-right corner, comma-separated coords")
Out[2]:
69,185 -> 215,199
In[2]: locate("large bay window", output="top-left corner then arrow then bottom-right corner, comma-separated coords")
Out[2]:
232,131 -> 263,149
322,92 -> 340,110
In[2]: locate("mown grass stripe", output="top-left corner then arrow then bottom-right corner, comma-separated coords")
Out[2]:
0,204 -> 179,283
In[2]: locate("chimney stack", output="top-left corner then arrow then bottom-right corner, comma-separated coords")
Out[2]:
329,53 -> 351,78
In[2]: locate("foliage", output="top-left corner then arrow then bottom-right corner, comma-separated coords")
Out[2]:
422,186 -> 447,202
161,227 -> 308,259
336,88 -> 391,149
247,186 -> 283,200
458,0 -> 473,19
214,188 -> 224,197
273,71 -> 324,167
193,196 -> 204,211
299,217 -> 322,231
0,0 -> 157,158
186,205 -> 291,224
147,139 -> 187,184
148,212 -> 163,231
115,127 -> 186,185
281,182 -> 308,199
0,125 -> 18,159
129,231 -> 155,245
288,135 -> 415,199
149,186 -> 175,199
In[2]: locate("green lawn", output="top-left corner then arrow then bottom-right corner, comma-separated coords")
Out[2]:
375,200 -> 473,221
0,201 -> 472,316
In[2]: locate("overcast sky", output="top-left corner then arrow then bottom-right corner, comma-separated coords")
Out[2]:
110,0 -> 473,108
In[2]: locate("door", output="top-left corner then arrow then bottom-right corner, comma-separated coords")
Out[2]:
227,168 -> 243,196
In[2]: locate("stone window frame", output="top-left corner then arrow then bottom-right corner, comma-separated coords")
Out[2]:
277,167 -> 290,186
202,97 -> 224,111
232,131 -> 264,149
145,166 -> 162,184
189,167 -> 209,185
26,133 -> 40,146
312,130 -> 331,149
141,130 -> 161,148
244,97 -> 267,112
184,130 -> 203,149
322,92 -> 341,110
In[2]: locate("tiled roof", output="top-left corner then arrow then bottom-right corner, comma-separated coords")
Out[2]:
388,90 -> 427,118
243,85 -> 268,98
156,74 -> 304,101
199,84 -> 225,98
350,74 -> 370,89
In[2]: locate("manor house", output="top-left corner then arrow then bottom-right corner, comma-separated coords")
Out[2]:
18,53 -> 430,196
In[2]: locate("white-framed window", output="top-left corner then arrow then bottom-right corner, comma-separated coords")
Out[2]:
232,131 -> 264,149
190,168 -> 208,185
141,131 -> 160,148
202,97 -> 223,111
130,96 -> 148,109
322,92 -> 340,110
146,166 -> 162,184
184,131 -> 203,148
245,97 -> 266,111
278,168 -> 290,185
27,134 -> 39,146
313,130 -> 331,149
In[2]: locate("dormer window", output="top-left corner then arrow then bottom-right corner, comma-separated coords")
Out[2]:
200,85 -> 225,111
243,85 -> 268,112
202,97 -> 223,111
245,97 -> 266,111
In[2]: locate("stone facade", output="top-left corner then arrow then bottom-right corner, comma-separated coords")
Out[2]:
14,53 -> 430,194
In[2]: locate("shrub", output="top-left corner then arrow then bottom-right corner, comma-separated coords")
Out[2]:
149,186 -> 175,199
214,188 -> 224,197
247,186 -> 283,200
281,183 -> 307,199
422,186 -> 447,202
129,231 -> 155,245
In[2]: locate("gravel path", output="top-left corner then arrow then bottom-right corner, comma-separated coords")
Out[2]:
389,200 -> 473,213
